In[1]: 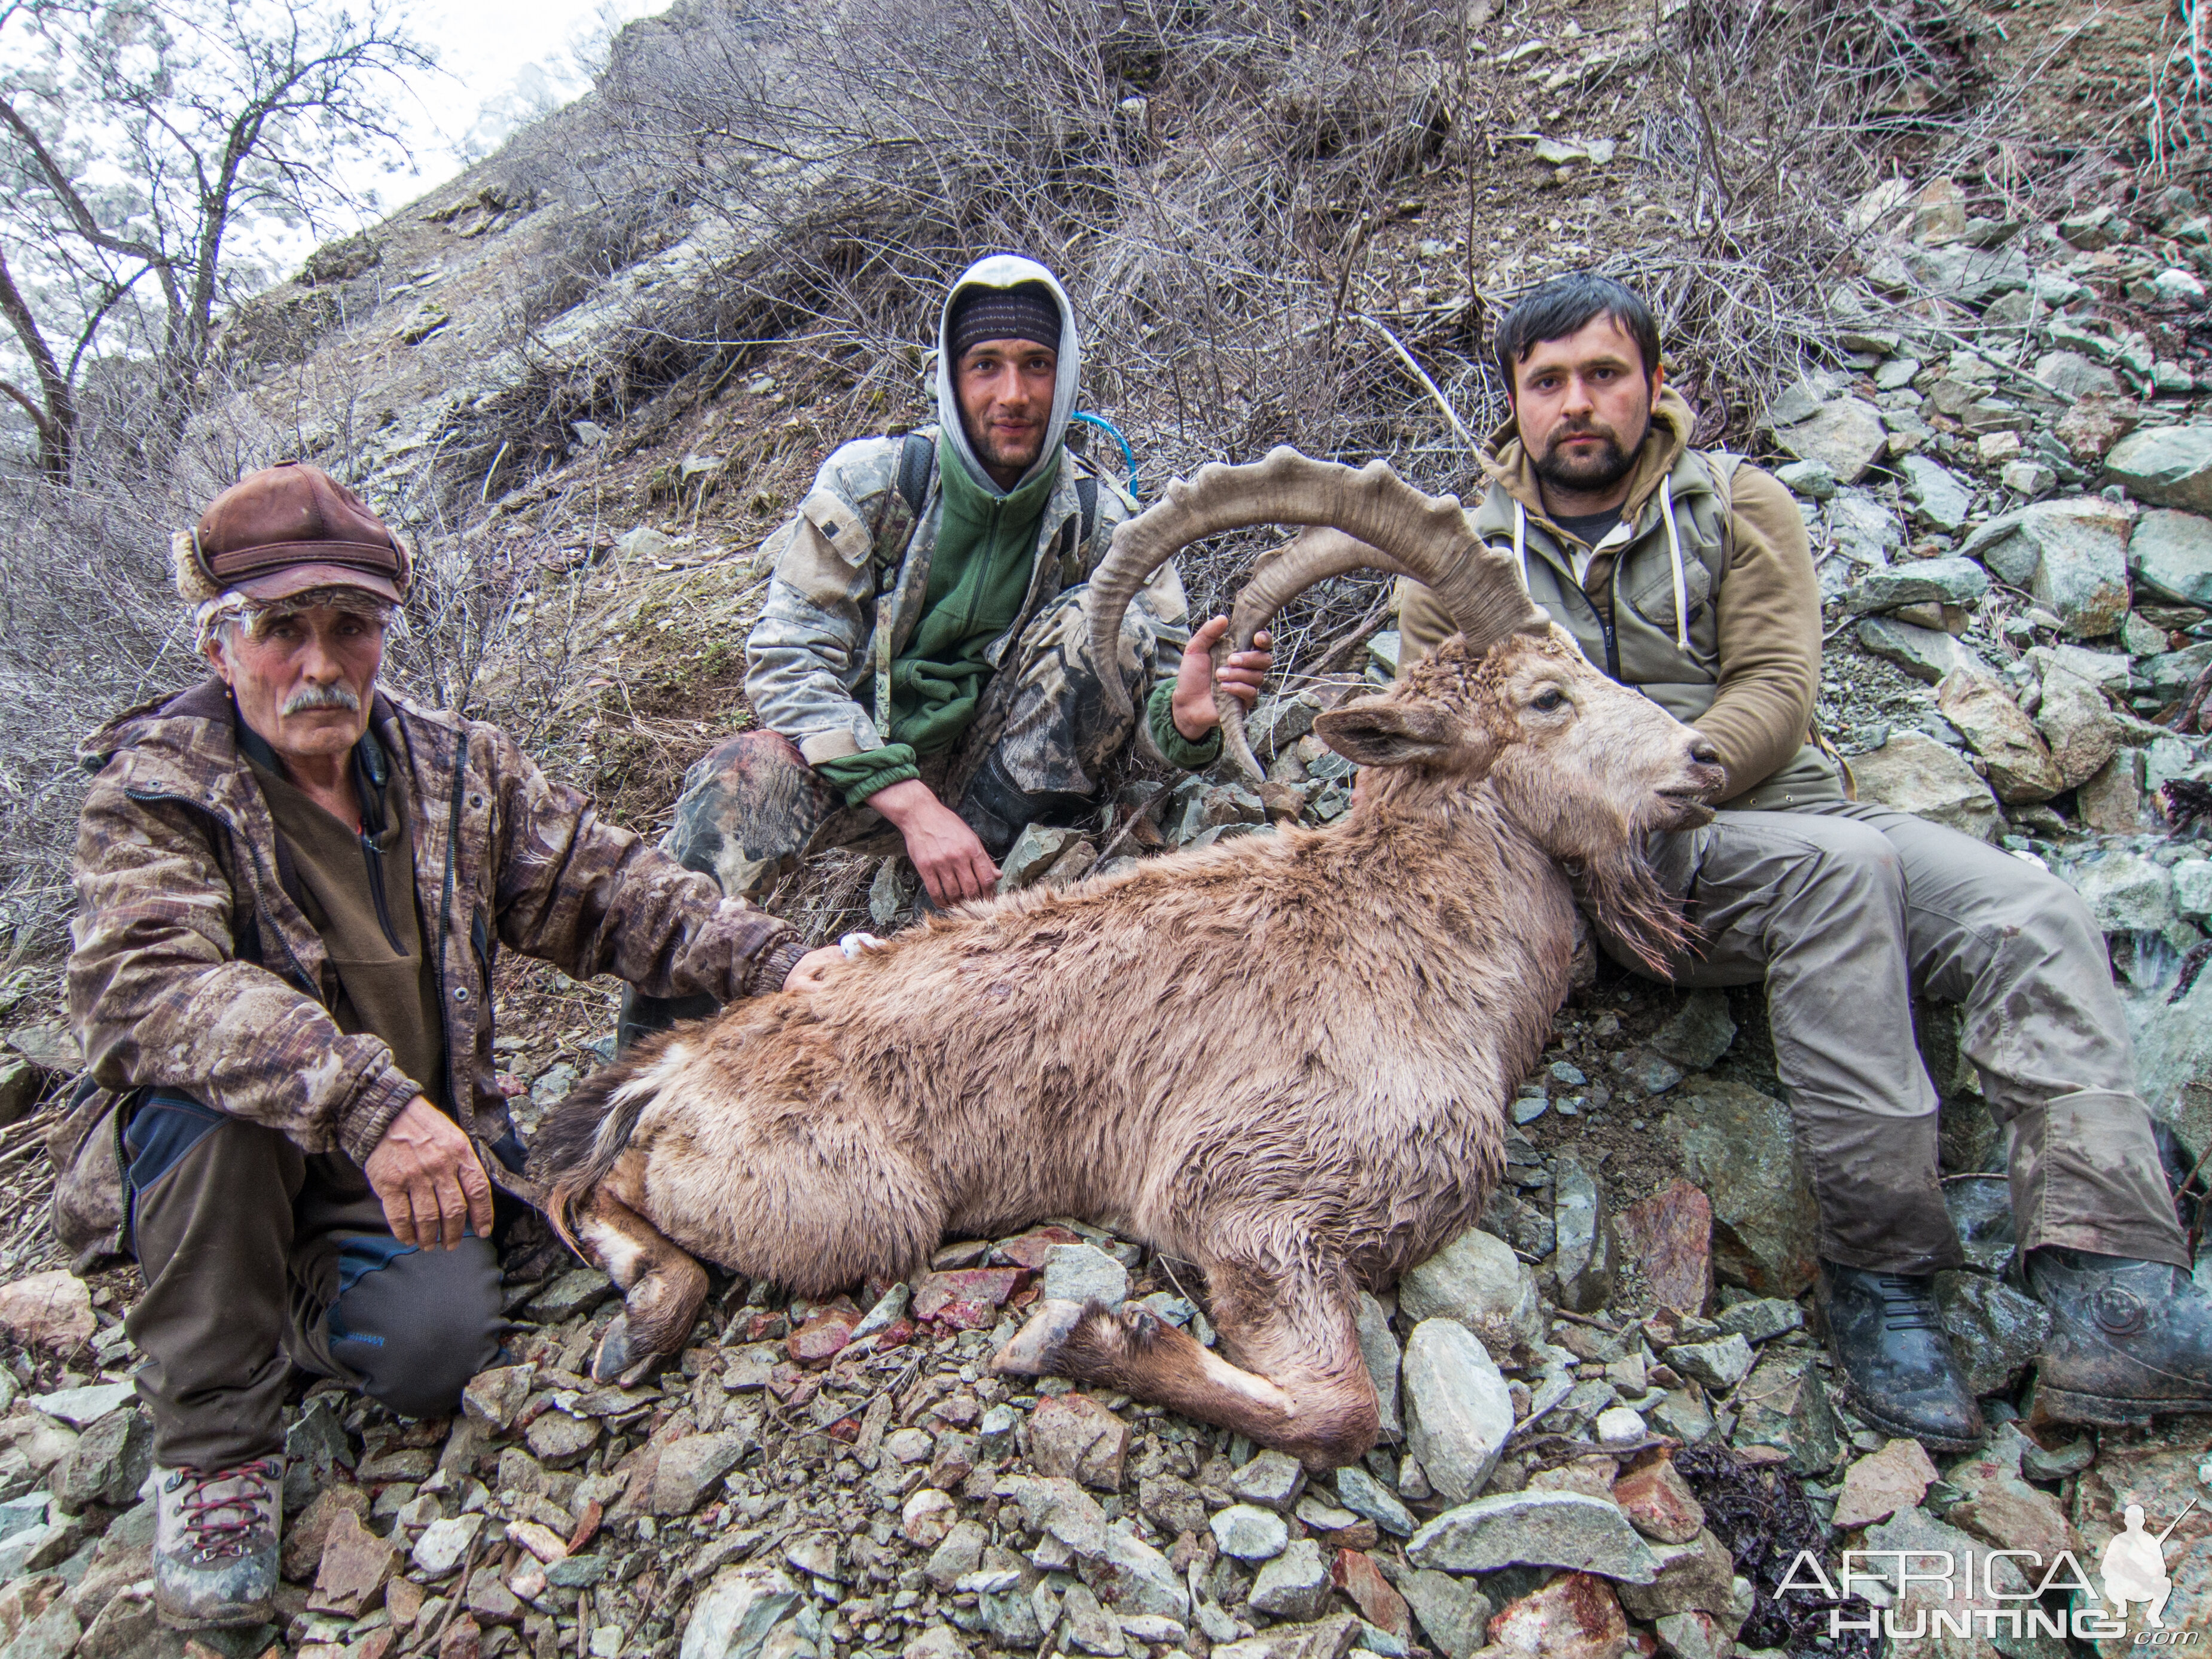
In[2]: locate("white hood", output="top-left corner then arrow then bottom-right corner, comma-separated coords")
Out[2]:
935,254 -> 1081,498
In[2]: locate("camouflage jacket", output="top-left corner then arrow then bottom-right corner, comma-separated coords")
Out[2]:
745,428 -> 1191,766
53,678 -> 804,1270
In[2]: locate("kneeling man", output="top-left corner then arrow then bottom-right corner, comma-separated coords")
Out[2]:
60,462 -> 828,1628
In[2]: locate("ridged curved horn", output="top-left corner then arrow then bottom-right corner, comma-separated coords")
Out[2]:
1084,446 -> 1547,780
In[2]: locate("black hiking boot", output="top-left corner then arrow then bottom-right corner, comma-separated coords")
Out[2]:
956,753 -> 1088,862
1817,1261 -> 1986,1451
2025,1247 -> 2212,1427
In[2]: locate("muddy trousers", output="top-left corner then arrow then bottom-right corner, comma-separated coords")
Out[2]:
624,584 -> 1176,1040
124,1093 -> 504,1469
1630,800 -> 2187,1277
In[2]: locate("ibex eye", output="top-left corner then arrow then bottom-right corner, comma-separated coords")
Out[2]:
1531,688 -> 1567,712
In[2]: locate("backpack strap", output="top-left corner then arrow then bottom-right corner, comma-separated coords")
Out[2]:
1705,450 -> 1742,563
898,431 -> 933,516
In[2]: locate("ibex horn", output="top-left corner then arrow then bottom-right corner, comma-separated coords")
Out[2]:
1084,447 -> 1546,782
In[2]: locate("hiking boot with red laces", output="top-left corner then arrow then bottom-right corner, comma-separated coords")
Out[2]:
153,1457 -> 282,1628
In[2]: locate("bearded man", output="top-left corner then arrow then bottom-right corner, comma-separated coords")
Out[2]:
1395,272 -> 2212,1448
59,462 -> 837,1628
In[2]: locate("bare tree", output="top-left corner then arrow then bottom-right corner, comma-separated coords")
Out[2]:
0,0 -> 435,475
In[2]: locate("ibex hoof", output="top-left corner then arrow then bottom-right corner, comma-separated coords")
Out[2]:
990,1298 -> 1089,1376
591,1313 -> 634,1384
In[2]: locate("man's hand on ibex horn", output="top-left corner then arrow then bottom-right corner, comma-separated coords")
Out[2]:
1172,618 -> 1274,742
364,1097 -> 493,1249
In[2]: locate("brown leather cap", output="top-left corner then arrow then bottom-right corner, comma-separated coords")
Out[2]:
192,461 -> 407,603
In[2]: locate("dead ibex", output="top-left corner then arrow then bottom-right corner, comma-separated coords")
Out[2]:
529,449 -> 1723,1468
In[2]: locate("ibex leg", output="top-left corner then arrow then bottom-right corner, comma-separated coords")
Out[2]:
993,1246 -> 1378,1471
573,1185 -> 709,1383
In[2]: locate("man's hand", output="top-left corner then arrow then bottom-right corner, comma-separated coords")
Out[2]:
783,944 -> 846,992
364,1097 -> 493,1250
869,777 -> 1000,906
1171,618 -> 1274,742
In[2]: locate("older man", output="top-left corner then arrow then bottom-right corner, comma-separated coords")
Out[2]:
622,254 -> 1268,1040
58,462 -> 832,1630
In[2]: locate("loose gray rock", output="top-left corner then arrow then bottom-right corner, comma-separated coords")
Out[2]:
1844,557 -> 1991,614
1397,1569 -> 1491,1659
1714,1298 -> 1804,1344
2130,508 -> 2212,605
1936,663 -> 2063,803
1771,398 -> 1888,484
1400,1319 -> 1515,1504
52,1408 -> 149,1513
1228,1450 -> 1307,1512
681,1563 -> 803,1659
1210,1504 -> 1290,1562
1847,731 -> 2003,842
1407,1490 -> 1659,1583
2107,424 -> 2212,513
1897,456 -> 1974,532
1088,1526 -> 1189,1619
1661,1334 -> 1754,1391
2034,666 -> 2123,791
1550,1154 -> 1616,1315
2064,847 -> 2178,933
1249,1538 -> 1334,1621
1397,1229 -> 1542,1358
1042,1244 -> 1131,1307
2031,350 -> 2123,401
1333,1467 -> 1416,1538
1935,1271 -> 2053,1395
652,1430 -> 749,1515
1662,1078 -> 1819,1298
1726,1352 -> 1840,1475
1354,1294 -> 1402,1440
1775,459 -> 1837,500
1650,991 -> 1737,1071
1855,617 -> 1988,685
1210,1614 -> 1361,1659
1616,1529 -> 1738,1621
1974,497 -> 2133,638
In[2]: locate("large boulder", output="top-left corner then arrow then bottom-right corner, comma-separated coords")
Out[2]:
1661,1076 -> 1817,1297
2106,423 -> 2212,513
1769,397 -> 1889,484
1847,731 -> 2003,841
1935,664 -> 2063,802
2033,666 -> 2123,791
1968,497 -> 2132,638
2127,508 -> 2212,605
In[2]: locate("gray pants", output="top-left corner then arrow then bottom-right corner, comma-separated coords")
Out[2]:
124,1093 -> 504,1468
1627,801 -> 2187,1276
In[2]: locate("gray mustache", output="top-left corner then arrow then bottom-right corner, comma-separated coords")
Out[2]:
283,682 -> 362,715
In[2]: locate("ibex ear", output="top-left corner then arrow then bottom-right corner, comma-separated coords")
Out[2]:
1314,702 -> 1475,770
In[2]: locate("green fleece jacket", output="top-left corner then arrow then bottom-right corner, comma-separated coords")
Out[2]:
815,432 -> 1212,805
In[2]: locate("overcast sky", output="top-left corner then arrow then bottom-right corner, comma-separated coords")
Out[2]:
271,0 -> 667,264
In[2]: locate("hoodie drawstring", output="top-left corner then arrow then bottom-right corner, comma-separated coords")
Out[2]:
1511,501 -> 1529,591
1659,477 -> 1690,652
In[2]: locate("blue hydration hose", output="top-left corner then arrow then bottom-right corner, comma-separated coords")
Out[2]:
1070,412 -> 1139,496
